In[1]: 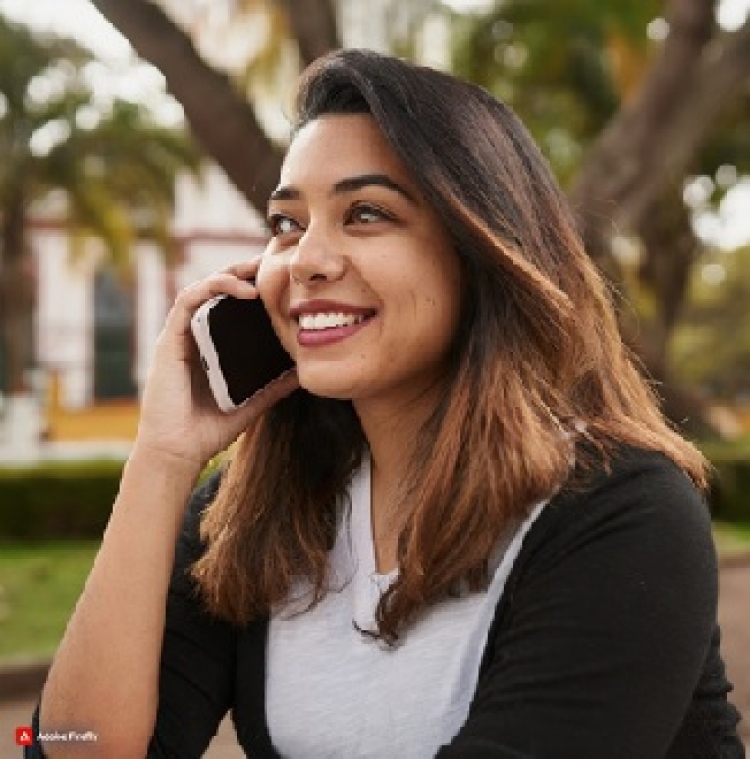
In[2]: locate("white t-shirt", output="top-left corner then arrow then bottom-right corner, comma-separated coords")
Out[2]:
266,452 -> 544,759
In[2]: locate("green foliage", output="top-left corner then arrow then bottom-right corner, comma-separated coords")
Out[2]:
0,457 -> 223,539
708,454 -> 750,523
449,0 -> 750,404
450,1 -> 750,197
0,13 -> 201,236
450,0 -> 660,184
0,11 -> 203,392
672,247 -> 750,399
701,436 -> 750,522
0,460 -> 124,539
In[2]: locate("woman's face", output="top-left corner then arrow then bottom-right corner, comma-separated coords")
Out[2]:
257,114 -> 462,406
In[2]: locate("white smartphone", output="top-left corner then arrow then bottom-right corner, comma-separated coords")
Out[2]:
190,293 -> 294,412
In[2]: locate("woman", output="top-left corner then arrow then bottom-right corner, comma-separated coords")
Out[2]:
30,49 -> 743,758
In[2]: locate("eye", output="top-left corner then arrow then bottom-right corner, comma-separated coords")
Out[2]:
267,213 -> 302,237
345,203 -> 393,225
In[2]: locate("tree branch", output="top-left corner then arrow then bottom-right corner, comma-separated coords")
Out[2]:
279,0 -> 339,66
90,0 -> 283,211
568,0 -> 721,257
620,18 -> 750,228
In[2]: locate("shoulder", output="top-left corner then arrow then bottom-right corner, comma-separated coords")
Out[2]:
485,444 -> 719,672
518,443 -> 716,584
552,442 -> 708,533
466,446 -> 729,756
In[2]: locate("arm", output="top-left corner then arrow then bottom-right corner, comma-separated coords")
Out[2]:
438,452 -> 721,759
28,474 -> 238,759
35,451 -> 201,758
32,260 -> 298,759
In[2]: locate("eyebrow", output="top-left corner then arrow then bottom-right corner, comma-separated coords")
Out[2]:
268,173 -> 417,205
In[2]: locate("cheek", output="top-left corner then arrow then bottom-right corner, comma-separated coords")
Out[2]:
256,258 -> 292,339
421,253 -> 462,324
256,256 -> 286,305
416,287 -> 461,361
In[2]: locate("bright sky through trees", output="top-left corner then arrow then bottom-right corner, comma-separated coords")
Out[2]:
1,0 -> 749,248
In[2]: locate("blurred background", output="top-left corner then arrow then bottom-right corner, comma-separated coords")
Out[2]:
0,0 -> 749,753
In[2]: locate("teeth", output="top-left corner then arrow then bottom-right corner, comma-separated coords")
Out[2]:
298,312 -> 369,330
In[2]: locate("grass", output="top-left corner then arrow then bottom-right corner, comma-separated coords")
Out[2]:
713,521 -> 750,559
0,541 -> 99,663
0,522 -> 749,663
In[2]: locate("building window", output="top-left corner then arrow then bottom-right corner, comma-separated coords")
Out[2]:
93,268 -> 136,400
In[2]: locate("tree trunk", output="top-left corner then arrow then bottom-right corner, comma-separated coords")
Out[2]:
0,190 -> 34,394
90,0 -> 285,210
633,188 -> 712,436
569,0 -> 750,258
89,0 -> 340,208
566,0 -> 750,436
637,186 -> 700,367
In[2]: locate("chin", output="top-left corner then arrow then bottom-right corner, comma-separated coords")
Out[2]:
297,373 -> 358,400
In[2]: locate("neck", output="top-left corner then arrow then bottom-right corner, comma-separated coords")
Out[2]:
354,383 -> 444,564
356,389 -> 438,484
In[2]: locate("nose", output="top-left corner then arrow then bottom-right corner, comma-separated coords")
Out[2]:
288,222 -> 345,285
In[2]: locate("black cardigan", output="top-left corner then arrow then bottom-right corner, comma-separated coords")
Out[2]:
28,446 -> 745,758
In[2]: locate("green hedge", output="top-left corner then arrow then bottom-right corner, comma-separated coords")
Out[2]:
708,454 -> 750,522
1,452 -> 748,539
0,460 -> 124,539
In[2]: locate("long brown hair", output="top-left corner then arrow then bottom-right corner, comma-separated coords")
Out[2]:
192,49 -> 707,643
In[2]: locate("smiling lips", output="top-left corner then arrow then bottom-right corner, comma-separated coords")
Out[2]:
298,312 -> 369,330
290,300 -> 377,347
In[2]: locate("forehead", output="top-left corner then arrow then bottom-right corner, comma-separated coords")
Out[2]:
278,114 -> 410,190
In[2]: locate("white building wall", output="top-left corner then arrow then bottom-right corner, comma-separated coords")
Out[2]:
30,165 -> 268,408
174,240 -> 264,294
173,165 -> 266,236
134,242 -> 167,391
34,229 -> 93,408
171,165 -> 268,304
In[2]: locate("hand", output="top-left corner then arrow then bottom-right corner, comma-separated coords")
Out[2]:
134,257 -> 299,473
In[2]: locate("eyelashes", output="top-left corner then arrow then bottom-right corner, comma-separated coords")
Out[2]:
344,203 -> 395,224
266,203 -> 396,238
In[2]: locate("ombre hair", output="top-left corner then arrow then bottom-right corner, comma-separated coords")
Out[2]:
192,49 -> 706,643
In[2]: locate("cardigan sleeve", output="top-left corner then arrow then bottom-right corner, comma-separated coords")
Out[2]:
437,450 -> 736,759
146,471 -> 237,758
25,472 -> 236,759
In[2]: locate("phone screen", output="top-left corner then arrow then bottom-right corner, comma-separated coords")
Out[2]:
207,296 -> 294,406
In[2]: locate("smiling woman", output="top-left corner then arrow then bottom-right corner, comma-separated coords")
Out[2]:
28,49 -> 743,759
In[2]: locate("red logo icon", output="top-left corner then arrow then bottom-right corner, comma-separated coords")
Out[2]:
15,726 -> 34,746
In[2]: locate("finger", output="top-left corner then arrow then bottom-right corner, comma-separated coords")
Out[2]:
168,273 -> 258,329
222,256 -> 263,283
188,270 -> 258,301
